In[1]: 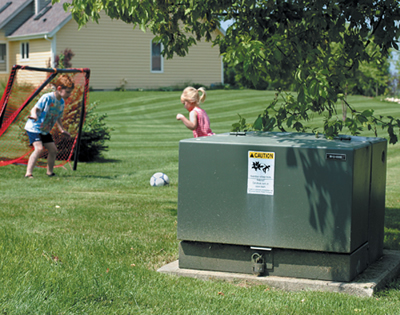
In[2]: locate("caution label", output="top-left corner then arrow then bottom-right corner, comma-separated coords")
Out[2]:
249,152 -> 274,159
247,150 -> 275,195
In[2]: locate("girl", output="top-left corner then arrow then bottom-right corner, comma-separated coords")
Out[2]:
176,86 -> 214,138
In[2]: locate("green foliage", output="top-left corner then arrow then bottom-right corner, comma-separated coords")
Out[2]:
114,78 -> 128,91
55,48 -> 75,69
0,79 -> 5,93
53,0 -> 400,142
231,114 -> 253,132
0,79 -> 7,100
78,101 -> 113,161
232,90 -> 400,142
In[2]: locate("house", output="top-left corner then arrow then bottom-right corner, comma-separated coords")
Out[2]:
0,0 -> 224,90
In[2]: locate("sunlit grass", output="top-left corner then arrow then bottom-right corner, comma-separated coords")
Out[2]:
0,90 -> 399,313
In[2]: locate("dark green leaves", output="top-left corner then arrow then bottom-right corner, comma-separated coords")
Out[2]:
54,0 -> 400,143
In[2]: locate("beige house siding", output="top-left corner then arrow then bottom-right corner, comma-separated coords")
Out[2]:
8,41 -> 17,67
10,39 -> 51,85
56,13 -> 222,90
0,30 -> 8,80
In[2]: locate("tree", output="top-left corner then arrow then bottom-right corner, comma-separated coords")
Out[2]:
389,50 -> 400,96
77,101 -> 113,162
54,0 -> 400,143
347,43 -> 391,97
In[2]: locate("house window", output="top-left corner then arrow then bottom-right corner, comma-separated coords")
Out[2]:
21,42 -> 29,60
0,43 -> 6,72
151,41 -> 163,72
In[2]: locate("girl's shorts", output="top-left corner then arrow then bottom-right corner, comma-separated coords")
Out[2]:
26,131 -> 54,145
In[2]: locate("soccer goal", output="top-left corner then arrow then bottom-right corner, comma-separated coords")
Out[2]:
0,65 -> 90,170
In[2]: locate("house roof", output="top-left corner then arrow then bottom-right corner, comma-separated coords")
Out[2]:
3,0 -> 225,40
6,0 -> 72,40
0,0 -> 32,29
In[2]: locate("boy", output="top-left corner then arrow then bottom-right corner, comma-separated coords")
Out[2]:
24,75 -> 74,178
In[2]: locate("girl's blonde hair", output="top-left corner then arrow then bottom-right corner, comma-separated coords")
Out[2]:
181,86 -> 206,105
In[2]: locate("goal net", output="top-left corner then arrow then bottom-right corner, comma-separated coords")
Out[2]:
0,65 -> 90,170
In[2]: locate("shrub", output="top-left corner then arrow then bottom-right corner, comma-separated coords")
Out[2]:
77,101 -> 113,162
55,48 -> 75,68
0,79 -> 6,99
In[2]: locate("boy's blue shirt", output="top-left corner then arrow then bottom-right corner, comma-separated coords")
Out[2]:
25,92 -> 65,135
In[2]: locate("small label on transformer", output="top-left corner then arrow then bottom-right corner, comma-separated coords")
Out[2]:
247,151 -> 275,195
326,153 -> 346,161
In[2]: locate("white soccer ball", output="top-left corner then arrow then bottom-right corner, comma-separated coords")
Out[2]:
150,172 -> 170,187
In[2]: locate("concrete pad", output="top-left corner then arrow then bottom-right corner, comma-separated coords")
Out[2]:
157,250 -> 400,297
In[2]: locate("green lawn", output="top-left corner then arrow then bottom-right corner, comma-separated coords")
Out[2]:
1,90 -> 400,314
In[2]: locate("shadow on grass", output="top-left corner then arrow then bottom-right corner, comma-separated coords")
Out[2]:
62,172 -> 137,180
77,157 -> 122,164
165,206 -> 177,217
384,208 -> 400,250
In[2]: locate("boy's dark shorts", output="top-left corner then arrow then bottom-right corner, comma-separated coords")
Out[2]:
26,131 -> 54,145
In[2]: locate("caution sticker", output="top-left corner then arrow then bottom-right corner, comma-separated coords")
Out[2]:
247,151 -> 275,195
249,152 -> 274,159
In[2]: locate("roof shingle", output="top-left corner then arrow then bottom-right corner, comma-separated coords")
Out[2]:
0,0 -> 32,28
6,0 -> 71,38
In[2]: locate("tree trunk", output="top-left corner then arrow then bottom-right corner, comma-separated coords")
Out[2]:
342,84 -> 348,121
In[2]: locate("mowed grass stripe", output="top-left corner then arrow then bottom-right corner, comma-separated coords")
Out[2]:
93,90 -> 400,142
91,90 -> 283,138
92,90 -> 275,116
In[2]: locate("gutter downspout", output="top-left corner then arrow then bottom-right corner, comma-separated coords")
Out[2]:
221,56 -> 224,85
44,34 -> 56,67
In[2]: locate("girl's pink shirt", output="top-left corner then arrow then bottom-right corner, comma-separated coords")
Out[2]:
192,107 -> 214,138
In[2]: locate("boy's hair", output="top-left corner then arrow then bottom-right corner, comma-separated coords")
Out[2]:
181,86 -> 206,105
54,75 -> 75,90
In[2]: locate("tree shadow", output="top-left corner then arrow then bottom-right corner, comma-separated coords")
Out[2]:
384,207 -> 400,250
79,157 -> 122,164
165,205 -> 177,217
268,132 -> 386,254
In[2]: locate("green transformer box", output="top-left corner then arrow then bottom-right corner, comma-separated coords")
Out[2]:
177,132 -> 387,282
